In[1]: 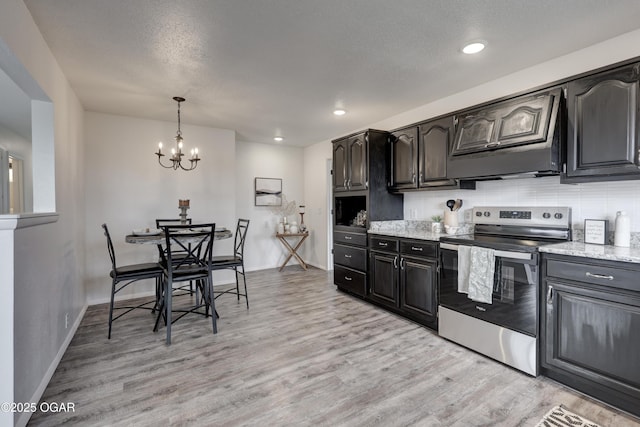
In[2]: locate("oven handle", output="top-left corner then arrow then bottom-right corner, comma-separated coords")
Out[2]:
439,243 -> 532,261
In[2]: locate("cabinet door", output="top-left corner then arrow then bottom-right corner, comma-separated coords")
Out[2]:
400,256 -> 437,324
389,127 -> 417,190
347,134 -> 368,191
332,139 -> 348,192
543,279 -> 640,403
418,117 -> 454,186
567,63 -> 640,179
451,112 -> 497,155
452,89 -> 556,156
369,252 -> 399,308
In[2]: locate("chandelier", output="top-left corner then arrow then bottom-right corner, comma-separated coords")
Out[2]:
155,96 -> 200,171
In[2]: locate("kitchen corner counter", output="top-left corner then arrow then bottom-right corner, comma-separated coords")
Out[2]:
540,241 -> 640,264
368,229 -> 445,242
368,220 -> 473,242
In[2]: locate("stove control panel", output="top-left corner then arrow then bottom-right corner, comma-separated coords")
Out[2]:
472,207 -> 571,227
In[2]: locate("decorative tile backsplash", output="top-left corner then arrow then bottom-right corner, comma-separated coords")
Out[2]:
404,175 -> 640,234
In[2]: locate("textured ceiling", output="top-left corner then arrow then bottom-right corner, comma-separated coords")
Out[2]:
19,0 -> 640,146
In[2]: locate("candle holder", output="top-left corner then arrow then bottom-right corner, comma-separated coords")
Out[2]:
299,205 -> 305,227
178,199 -> 190,224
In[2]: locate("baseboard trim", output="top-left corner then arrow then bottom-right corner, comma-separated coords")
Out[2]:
16,304 -> 88,427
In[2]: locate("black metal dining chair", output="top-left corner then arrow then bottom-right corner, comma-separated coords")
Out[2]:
154,223 -> 217,345
211,219 -> 250,308
102,223 -> 164,339
156,218 -> 195,295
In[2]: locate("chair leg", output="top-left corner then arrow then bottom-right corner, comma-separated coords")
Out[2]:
108,278 -> 117,339
207,276 -> 217,334
241,264 -> 249,309
235,267 -> 240,302
166,277 -> 172,345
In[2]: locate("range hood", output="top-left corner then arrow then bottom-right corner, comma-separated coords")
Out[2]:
447,87 -> 563,180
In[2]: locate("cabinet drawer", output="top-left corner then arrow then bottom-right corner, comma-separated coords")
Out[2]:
334,231 -> 367,246
546,257 -> 640,292
334,265 -> 367,297
370,236 -> 399,252
334,244 -> 367,270
400,240 -> 437,258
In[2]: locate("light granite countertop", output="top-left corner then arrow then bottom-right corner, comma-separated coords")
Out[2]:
539,241 -> 640,264
368,220 -> 473,242
367,228 -> 456,242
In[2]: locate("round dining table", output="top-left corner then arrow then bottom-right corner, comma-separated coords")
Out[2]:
125,228 -> 233,244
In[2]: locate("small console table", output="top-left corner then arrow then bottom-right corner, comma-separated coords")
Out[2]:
276,232 -> 309,271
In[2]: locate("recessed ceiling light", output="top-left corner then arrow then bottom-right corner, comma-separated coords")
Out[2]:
333,109 -> 346,116
274,136 -> 284,142
462,41 -> 486,54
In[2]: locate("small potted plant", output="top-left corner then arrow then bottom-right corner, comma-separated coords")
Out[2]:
431,215 -> 443,233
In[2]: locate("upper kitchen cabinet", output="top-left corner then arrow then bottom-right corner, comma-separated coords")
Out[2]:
389,126 -> 418,190
333,132 -> 368,192
332,129 -> 403,230
452,90 -> 556,156
389,117 -> 475,191
448,87 -> 563,180
564,62 -> 640,183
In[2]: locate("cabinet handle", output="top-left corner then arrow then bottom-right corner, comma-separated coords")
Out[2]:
400,258 -> 406,270
378,242 -> 388,247
393,256 -> 398,269
412,173 -> 416,183
344,276 -> 353,281
347,179 -> 351,187
343,179 -> 347,188
365,180 -> 369,189
344,254 -> 352,259
411,246 -> 423,252
586,272 -> 614,280
546,286 -> 554,305
484,142 -> 501,148
344,236 -> 352,240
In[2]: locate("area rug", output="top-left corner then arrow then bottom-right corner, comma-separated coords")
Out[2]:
535,405 -> 602,427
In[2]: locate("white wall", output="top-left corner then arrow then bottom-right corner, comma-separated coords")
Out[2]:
235,141 -> 305,270
84,112 -> 237,304
303,28 -> 640,267
0,1 -> 86,426
302,141 -> 333,269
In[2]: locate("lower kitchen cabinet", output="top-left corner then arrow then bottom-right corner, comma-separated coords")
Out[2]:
369,236 -> 438,329
541,253 -> 640,417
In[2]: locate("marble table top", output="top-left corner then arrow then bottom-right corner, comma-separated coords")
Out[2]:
126,228 -> 233,244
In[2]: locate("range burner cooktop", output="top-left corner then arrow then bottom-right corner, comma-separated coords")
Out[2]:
440,206 -> 572,252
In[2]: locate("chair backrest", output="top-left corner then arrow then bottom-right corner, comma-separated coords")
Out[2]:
156,218 -> 192,228
160,223 -> 216,277
234,219 -> 250,258
101,223 -> 117,272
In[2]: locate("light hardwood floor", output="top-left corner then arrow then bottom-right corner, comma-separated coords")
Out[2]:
28,267 -> 639,426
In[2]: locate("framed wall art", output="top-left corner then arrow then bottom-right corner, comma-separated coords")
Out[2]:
255,177 -> 282,206
584,219 -> 608,245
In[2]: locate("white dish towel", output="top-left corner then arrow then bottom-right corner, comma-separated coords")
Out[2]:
457,245 -> 472,293
467,246 -> 496,304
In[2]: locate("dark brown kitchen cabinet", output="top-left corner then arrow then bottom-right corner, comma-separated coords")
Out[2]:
332,130 -> 403,295
389,118 -> 473,191
451,89 -> 558,156
332,133 -> 367,192
389,127 -> 418,190
333,231 -> 368,297
368,236 -> 438,329
541,254 -> 640,417
564,62 -> 640,182
369,237 -> 400,308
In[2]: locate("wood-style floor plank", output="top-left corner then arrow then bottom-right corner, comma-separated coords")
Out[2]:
28,267 -> 640,426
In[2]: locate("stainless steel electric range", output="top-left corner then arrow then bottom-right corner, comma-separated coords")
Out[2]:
438,206 -> 571,376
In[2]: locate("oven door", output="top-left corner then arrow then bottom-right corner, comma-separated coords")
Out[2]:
439,242 -> 539,337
